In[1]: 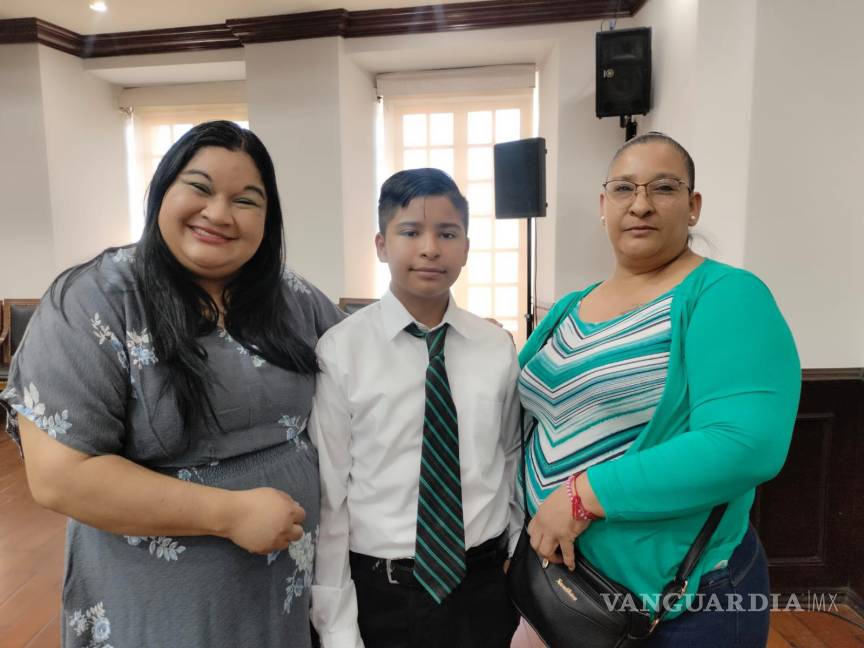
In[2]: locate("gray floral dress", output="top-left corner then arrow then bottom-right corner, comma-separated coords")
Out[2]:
0,246 -> 345,648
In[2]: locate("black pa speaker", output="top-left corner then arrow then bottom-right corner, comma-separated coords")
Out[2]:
596,27 -> 652,118
493,138 -> 546,219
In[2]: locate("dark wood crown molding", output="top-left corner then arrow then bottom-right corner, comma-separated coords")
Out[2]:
0,0 -> 647,58
79,24 -> 239,58
0,18 -> 82,56
227,10 -> 350,44
348,0 -> 645,38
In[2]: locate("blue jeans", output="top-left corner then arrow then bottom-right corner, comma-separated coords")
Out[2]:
642,526 -> 771,648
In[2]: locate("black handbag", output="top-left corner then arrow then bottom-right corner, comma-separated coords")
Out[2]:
507,300 -> 727,647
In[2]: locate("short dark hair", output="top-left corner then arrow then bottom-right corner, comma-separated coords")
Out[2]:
608,131 -> 696,189
378,168 -> 469,234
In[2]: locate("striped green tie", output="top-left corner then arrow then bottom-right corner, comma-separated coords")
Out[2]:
405,322 -> 466,603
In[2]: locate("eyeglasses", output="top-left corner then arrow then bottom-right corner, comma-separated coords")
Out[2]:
602,178 -> 691,205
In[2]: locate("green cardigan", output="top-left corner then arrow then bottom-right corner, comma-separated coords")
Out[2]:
519,259 -> 801,618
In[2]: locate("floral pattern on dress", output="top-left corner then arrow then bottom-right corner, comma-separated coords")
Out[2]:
278,415 -> 308,445
91,314 -> 128,371
68,601 -> 114,648
124,535 -> 186,561
126,329 -> 157,369
283,526 -> 318,615
282,268 -> 312,295
217,328 -> 266,367
11,383 -> 71,438
111,248 -> 135,264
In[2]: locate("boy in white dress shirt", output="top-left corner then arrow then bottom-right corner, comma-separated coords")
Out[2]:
310,168 -> 521,648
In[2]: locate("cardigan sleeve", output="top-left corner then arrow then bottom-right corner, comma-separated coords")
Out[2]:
587,271 -> 801,521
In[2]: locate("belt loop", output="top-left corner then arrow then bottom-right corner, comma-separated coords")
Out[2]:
386,559 -> 399,585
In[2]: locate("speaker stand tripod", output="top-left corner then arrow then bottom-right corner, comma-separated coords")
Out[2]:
524,215 -> 535,338
620,115 -> 637,141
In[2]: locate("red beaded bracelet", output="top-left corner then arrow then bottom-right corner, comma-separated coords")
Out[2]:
567,472 -> 599,521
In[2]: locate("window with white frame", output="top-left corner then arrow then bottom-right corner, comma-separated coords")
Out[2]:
381,87 -> 534,344
125,104 -> 249,241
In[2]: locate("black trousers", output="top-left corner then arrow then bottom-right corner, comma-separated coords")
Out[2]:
350,541 -> 519,648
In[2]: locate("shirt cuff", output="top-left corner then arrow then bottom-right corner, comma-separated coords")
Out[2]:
317,628 -> 365,648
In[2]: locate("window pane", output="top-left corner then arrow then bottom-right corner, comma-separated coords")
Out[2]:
495,109 -> 521,143
235,120 -> 249,129
429,148 -> 454,177
495,286 -> 519,317
403,114 -> 427,147
403,148 -> 428,170
429,113 -> 454,146
495,251 -> 519,284
495,219 -> 519,248
469,251 -> 493,284
467,182 -> 493,216
468,286 -> 493,317
152,125 -> 173,156
470,217 -> 493,249
172,123 -> 193,140
467,111 -> 492,144
468,146 -> 493,180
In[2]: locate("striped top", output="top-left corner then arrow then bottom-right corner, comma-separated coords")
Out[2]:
518,291 -> 673,514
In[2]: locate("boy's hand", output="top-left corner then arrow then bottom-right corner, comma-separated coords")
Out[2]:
527,484 -> 590,571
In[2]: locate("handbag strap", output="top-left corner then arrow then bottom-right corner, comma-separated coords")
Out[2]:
517,291 -> 729,629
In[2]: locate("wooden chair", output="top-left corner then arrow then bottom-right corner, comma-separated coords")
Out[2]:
0,298 -> 41,366
337,297 -> 378,315
0,300 -> 5,390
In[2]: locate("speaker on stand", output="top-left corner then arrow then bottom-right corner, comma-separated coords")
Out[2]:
596,26 -> 652,141
493,137 -> 546,337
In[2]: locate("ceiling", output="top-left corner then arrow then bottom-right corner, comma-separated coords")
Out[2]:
0,0 -> 478,35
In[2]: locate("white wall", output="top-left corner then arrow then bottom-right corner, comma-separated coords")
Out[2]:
38,45 -> 130,271
638,0 -> 863,367
0,44 -> 56,297
744,0 -> 864,368
0,44 -> 127,297
245,38 -> 347,299
337,43 -> 378,300
535,43 -> 560,304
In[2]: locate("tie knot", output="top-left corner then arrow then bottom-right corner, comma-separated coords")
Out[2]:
405,322 -> 449,358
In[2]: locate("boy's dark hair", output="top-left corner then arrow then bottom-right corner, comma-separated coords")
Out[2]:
378,168 -> 469,234
609,131 -> 696,189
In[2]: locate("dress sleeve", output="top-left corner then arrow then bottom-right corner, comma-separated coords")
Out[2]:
281,269 -> 346,340
0,273 -> 129,457
587,271 -> 801,521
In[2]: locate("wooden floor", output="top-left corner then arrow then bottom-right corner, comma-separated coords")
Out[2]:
1,435 -> 862,648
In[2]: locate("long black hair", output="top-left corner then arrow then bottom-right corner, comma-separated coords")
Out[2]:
54,120 -> 318,432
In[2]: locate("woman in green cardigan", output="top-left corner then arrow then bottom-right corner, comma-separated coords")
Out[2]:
518,132 -> 800,647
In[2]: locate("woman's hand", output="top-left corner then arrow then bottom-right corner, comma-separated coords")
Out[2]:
527,484 -> 590,571
223,487 -> 306,554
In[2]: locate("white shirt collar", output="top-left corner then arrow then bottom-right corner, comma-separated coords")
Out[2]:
380,290 -> 473,342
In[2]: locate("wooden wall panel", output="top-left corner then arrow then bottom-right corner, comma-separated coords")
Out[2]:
752,372 -> 864,613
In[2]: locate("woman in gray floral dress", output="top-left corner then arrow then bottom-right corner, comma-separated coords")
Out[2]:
1,121 -> 344,647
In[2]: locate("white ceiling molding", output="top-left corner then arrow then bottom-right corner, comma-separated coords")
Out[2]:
376,64 -> 536,98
